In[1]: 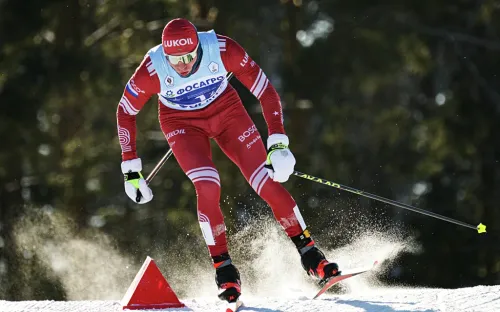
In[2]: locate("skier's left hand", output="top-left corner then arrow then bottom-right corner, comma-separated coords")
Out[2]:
265,134 -> 296,183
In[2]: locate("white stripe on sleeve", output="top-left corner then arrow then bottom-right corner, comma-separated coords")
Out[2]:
252,72 -> 268,99
119,96 -> 139,115
256,77 -> 269,99
250,69 -> 263,94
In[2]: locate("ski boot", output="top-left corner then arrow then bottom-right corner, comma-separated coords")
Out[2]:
291,230 -> 340,285
213,253 -> 241,303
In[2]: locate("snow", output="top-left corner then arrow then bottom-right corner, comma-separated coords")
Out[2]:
1,285 -> 500,311
5,213 -> 500,311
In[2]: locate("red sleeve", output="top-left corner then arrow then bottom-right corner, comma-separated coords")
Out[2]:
218,34 -> 285,135
117,55 -> 161,161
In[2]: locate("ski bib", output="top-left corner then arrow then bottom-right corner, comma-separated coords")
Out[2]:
148,30 -> 229,111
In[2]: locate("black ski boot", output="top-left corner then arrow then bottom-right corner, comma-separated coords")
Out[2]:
213,253 -> 241,303
291,230 -> 340,284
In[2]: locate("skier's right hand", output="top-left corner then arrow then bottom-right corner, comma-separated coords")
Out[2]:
121,158 -> 153,204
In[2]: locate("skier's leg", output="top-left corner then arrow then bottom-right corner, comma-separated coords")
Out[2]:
160,124 -> 228,258
215,102 -> 339,281
161,122 -> 241,301
214,103 -> 304,237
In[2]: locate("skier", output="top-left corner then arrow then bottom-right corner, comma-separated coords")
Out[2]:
116,18 -> 339,303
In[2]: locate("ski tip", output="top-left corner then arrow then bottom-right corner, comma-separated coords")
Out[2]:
226,300 -> 243,312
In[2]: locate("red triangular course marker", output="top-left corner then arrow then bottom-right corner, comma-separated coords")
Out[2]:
121,256 -> 185,310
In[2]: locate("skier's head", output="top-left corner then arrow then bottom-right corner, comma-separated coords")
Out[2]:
162,18 -> 200,77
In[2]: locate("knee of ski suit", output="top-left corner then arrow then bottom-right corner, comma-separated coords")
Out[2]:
193,178 -> 221,203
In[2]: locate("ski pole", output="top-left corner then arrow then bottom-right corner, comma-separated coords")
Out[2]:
146,148 -> 173,183
135,148 -> 173,202
292,170 -> 487,234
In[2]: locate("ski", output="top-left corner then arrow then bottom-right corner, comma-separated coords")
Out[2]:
313,261 -> 379,299
225,300 -> 243,312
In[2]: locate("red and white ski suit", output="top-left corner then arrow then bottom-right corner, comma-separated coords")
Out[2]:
117,34 -> 306,257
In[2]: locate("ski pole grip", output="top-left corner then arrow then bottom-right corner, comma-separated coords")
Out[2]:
136,190 -> 142,203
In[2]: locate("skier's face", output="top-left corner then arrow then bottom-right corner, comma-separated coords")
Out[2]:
169,55 -> 198,77
166,46 -> 199,77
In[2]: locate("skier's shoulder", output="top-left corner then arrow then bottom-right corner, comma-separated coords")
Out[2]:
195,31 -> 237,51
144,44 -> 163,59
134,52 -> 156,78
126,51 -> 160,94
135,43 -> 164,80
214,33 -> 239,48
213,33 -> 245,62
